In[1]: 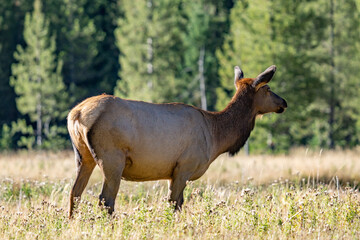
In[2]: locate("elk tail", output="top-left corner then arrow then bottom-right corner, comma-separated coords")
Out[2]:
67,110 -> 99,162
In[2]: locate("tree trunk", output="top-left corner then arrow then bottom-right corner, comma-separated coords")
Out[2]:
36,93 -> 42,147
244,140 -> 249,156
146,0 -> 153,91
198,46 -> 207,110
68,0 -> 75,87
328,0 -> 335,149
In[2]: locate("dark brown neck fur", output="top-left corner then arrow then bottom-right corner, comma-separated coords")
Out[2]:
206,82 -> 257,157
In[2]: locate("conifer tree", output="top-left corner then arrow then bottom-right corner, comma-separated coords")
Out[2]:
182,0 -> 211,110
84,0 -> 120,95
181,0 -> 233,110
10,0 -> 68,148
0,0 -> 32,126
324,0 -> 360,147
216,0 -> 274,110
44,0 -> 100,100
217,0 -> 360,152
216,0 -> 326,152
114,0 -> 185,103
273,0 -> 360,148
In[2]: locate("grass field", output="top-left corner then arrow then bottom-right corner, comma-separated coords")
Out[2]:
0,149 -> 360,239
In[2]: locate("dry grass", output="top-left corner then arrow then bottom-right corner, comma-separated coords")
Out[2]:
1,148 -> 359,185
0,149 -> 360,239
0,151 -> 102,183
204,148 -> 360,186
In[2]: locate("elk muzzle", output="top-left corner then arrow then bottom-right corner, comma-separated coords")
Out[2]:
276,98 -> 287,113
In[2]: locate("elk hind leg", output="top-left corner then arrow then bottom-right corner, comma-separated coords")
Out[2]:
69,147 -> 96,218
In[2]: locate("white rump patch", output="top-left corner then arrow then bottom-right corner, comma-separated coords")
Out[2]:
74,120 -> 80,136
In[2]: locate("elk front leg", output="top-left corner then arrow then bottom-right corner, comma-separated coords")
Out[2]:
168,178 -> 187,210
168,168 -> 191,211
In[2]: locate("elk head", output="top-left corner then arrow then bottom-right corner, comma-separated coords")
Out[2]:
234,65 -> 287,114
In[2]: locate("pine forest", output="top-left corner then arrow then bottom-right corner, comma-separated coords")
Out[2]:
0,0 -> 359,153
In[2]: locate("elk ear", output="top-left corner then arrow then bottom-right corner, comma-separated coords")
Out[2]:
253,65 -> 276,90
234,66 -> 244,89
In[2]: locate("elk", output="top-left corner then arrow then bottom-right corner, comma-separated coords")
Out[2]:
67,65 -> 287,217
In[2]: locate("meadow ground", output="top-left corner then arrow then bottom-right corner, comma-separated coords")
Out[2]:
0,148 -> 360,239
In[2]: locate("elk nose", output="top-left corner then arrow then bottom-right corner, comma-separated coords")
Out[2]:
282,99 -> 288,108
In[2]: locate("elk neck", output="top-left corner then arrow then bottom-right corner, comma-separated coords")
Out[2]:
206,84 -> 257,159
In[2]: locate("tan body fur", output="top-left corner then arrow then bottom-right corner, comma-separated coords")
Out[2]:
68,65 -> 287,217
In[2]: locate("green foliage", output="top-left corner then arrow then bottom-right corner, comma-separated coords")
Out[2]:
0,0 -> 33,126
10,0 -> 68,149
330,0 -> 360,147
216,0 -> 283,152
114,0 -> 154,101
41,125 -> 70,150
0,0 -> 359,151
216,0 -> 274,109
180,0 -> 212,106
12,119 -> 35,150
84,0 -> 121,95
217,0 -> 360,153
114,0 -> 186,103
43,0 -> 103,100
0,119 -> 35,150
0,124 -> 12,150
